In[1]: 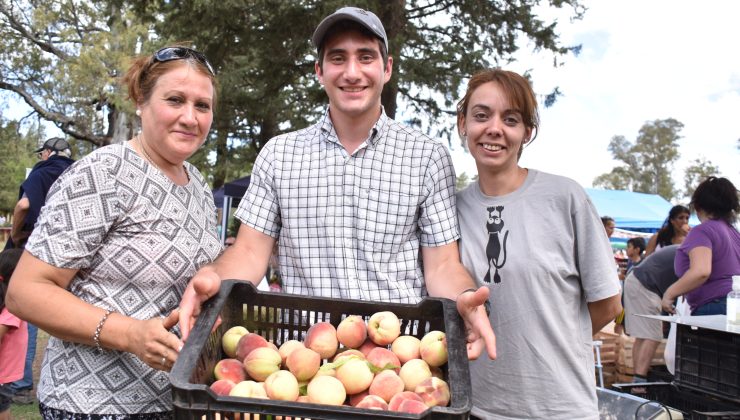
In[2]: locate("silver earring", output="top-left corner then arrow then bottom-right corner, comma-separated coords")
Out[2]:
136,109 -> 141,116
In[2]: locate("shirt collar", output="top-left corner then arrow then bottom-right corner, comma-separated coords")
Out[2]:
319,107 -> 388,148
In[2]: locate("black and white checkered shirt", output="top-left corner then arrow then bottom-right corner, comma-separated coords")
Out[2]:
235,109 -> 459,303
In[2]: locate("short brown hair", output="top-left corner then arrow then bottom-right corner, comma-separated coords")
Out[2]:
456,69 -> 539,156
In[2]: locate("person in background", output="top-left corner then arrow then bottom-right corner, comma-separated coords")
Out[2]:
614,236 -> 647,335
623,245 -> 678,383
178,6 -> 496,361
645,205 -> 690,256
6,137 -> 75,251
5,137 -> 75,405
662,177 -> 740,315
0,249 -> 26,420
455,68 -> 621,420
7,45 -> 222,419
601,215 -> 616,238
621,236 -> 646,280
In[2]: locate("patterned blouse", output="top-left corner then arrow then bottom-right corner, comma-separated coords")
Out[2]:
26,143 -> 223,415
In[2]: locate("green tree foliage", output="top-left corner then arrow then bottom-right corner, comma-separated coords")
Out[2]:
456,171 -> 470,191
141,0 -> 583,187
593,118 -> 683,201
682,157 -> 720,201
2,0 -> 583,189
0,118 -> 42,213
0,0 -> 150,146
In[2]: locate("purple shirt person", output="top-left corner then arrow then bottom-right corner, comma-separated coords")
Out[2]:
662,177 -> 740,315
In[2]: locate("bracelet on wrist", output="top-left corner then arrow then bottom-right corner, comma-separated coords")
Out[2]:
93,309 -> 114,353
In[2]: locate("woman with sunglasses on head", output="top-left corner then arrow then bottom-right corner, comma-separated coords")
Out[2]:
6,46 -> 222,419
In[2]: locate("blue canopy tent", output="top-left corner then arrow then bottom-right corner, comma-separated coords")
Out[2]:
213,175 -> 250,242
585,188 -> 674,232
585,188 -> 698,249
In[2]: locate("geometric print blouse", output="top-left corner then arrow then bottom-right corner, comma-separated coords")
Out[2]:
26,143 -> 223,415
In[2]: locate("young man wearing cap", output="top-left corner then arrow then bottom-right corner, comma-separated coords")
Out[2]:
4,137 -> 73,405
179,7 -> 496,360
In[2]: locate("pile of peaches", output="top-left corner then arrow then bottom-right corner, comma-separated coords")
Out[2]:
210,310 -> 451,414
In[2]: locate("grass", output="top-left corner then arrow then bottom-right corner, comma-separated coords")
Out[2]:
9,401 -> 40,420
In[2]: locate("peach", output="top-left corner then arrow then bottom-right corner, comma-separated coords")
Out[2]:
243,347 -> 282,381
391,335 -> 421,363
420,330 -> 448,367
415,377 -> 450,407
336,358 -> 374,395
235,333 -> 270,362
366,347 -> 401,373
229,380 -> 268,399
398,398 -> 429,414
369,370 -> 405,403
336,315 -> 367,349
264,370 -> 299,401
209,379 -> 236,396
399,359 -> 432,391
214,358 -> 247,383
278,340 -> 305,366
307,375 -> 346,406
388,391 -> 425,411
348,390 -> 370,407
305,322 -> 338,360
355,394 -> 388,410
358,338 -> 381,357
367,311 -> 401,346
332,349 -> 365,363
286,347 -> 321,381
222,326 -> 248,358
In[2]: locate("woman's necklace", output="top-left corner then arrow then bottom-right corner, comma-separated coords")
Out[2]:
136,133 -> 190,183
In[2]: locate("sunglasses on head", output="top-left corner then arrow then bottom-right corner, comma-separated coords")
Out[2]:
152,47 -> 215,75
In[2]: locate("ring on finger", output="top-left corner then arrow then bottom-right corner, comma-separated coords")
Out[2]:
161,354 -> 167,366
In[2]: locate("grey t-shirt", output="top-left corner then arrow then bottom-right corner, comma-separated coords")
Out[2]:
633,244 -> 679,296
457,170 -> 620,420
26,143 -> 223,415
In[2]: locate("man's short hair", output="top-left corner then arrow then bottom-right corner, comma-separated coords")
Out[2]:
627,237 -> 646,253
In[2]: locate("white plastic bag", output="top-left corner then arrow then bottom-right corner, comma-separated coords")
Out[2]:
664,296 -> 690,375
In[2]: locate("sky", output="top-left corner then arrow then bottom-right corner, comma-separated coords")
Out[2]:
446,0 -> 740,198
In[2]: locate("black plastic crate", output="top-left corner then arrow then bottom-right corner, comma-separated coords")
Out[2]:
170,280 -> 472,419
612,382 -> 740,419
675,325 -> 740,403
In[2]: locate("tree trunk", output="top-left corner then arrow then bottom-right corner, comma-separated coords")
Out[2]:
110,110 -> 132,145
378,0 -> 406,120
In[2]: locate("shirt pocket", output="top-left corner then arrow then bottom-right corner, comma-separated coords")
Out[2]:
358,187 -> 420,251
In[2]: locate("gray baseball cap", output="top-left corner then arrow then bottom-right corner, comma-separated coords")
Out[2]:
312,7 -> 388,51
34,137 -> 70,153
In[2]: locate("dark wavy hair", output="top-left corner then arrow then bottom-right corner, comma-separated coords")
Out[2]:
690,176 -> 739,226
0,248 -> 23,313
656,205 -> 690,247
